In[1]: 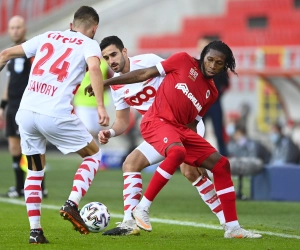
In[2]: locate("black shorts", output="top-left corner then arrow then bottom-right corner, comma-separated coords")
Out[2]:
5,107 -> 19,137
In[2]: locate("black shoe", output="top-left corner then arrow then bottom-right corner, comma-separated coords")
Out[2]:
29,229 -> 49,244
59,200 -> 89,235
1,187 -> 24,198
42,189 -> 48,198
102,220 -> 140,236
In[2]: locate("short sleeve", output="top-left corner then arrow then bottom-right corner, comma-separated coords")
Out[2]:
156,52 -> 188,77
110,87 -> 130,110
84,40 -> 101,62
21,35 -> 43,58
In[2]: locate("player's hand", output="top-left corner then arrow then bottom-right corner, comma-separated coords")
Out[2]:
97,106 -> 109,127
0,108 -> 4,121
98,130 -> 111,144
84,84 -> 95,97
197,167 -> 210,180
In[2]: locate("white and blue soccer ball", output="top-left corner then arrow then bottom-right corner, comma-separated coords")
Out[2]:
80,202 -> 110,233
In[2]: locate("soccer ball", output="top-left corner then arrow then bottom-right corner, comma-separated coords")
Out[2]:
80,202 -> 110,233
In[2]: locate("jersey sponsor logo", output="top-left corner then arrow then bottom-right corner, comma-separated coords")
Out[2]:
175,83 -> 202,112
206,90 -> 210,99
14,58 -> 25,73
47,32 -> 83,45
188,67 -> 199,81
124,86 -> 156,106
27,80 -> 58,97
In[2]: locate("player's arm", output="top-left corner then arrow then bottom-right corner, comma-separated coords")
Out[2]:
103,66 -> 160,87
98,108 -> 130,144
0,45 -> 25,71
87,56 -> 109,126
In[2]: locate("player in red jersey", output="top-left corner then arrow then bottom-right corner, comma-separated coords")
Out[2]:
0,6 -> 109,243
87,36 -> 225,236
101,41 -> 262,238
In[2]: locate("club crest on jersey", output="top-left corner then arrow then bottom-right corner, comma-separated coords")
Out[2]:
188,67 -> 198,81
206,90 -> 210,99
124,89 -> 129,94
175,83 -> 202,112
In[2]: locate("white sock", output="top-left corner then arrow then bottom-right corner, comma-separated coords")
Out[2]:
138,196 -> 152,208
123,172 -> 143,221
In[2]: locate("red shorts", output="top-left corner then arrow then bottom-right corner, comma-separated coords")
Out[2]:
140,118 -> 217,166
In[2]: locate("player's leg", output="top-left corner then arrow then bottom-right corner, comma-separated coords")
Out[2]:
133,120 -> 186,231
60,138 -> 101,235
103,141 -> 163,236
39,113 -> 101,235
15,110 -> 49,244
180,163 -> 225,227
195,151 -> 261,238
7,136 -> 23,197
3,107 -> 24,198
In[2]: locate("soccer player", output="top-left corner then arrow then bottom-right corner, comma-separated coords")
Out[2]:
0,6 -> 109,244
86,36 -> 225,236
99,41 -> 262,238
0,16 -> 47,198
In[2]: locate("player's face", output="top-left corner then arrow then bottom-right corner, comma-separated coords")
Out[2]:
202,49 -> 226,78
102,45 -> 127,73
8,19 -> 26,44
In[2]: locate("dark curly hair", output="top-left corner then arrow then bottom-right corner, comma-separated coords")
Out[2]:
199,41 -> 237,78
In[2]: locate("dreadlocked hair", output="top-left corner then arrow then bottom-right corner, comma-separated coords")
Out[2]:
199,40 -> 237,78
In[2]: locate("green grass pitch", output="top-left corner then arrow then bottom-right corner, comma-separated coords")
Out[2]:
0,150 -> 299,250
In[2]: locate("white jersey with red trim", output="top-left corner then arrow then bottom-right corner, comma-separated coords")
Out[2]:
20,30 -> 101,118
110,54 -> 164,114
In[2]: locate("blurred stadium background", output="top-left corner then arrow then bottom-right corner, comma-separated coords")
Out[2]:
1,0 -> 300,200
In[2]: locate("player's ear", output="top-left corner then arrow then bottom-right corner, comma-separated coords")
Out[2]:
93,25 -> 98,34
122,48 -> 127,57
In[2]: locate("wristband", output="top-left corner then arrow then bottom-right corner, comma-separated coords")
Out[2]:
109,128 -> 116,138
0,100 -> 8,109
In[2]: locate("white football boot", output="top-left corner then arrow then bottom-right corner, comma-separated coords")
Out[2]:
224,226 -> 262,238
132,206 -> 152,232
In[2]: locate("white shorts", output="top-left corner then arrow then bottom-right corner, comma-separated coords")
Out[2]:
136,119 -> 205,165
15,109 -> 93,155
75,106 -> 101,136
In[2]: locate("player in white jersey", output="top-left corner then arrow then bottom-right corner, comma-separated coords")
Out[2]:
0,6 -> 109,244
86,36 -> 225,236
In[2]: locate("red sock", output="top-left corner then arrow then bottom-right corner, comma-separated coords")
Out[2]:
211,156 -> 238,223
144,146 -> 186,201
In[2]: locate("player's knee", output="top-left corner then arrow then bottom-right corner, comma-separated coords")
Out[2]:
213,156 -> 231,174
91,150 -> 102,162
167,145 -> 186,162
180,164 -> 200,182
122,157 -> 145,172
9,143 -> 21,155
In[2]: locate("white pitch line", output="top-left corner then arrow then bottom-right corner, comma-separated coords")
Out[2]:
1,197 -> 299,240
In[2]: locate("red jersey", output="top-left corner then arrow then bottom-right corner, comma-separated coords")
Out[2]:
142,52 -> 218,126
